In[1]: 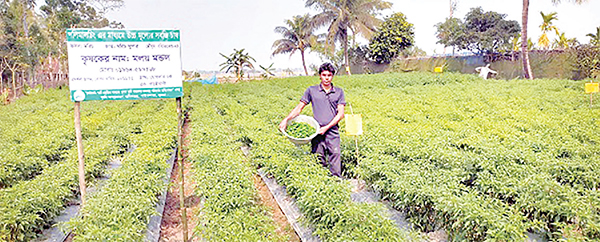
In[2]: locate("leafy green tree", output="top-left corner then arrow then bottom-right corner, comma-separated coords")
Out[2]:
521,0 -> 586,79
553,32 -> 578,49
369,12 -> 414,64
538,11 -> 559,49
435,7 -> 520,55
435,17 -> 465,54
220,48 -> 255,82
0,0 -> 122,100
307,0 -> 392,74
587,27 -> 600,46
1,0 -> 46,98
272,14 -> 317,76
463,7 -> 520,54
311,41 -> 345,69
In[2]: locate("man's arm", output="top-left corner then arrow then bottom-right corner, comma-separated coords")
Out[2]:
279,102 -> 307,131
317,104 -> 345,135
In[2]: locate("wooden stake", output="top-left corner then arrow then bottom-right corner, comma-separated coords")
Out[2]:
176,97 -> 188,242
74,101 -> 86,205
348,103 -> 360,165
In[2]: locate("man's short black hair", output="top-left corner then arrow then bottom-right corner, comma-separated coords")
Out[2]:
318,63 -> 336,75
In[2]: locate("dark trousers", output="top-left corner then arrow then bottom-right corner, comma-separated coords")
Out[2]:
311,126 -> 341,177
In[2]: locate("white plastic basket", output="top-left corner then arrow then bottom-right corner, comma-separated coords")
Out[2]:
280,115 -> 320,145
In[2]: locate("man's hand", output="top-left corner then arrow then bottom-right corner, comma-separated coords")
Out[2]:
317,126 -> 328,135
279,119 -> 288,132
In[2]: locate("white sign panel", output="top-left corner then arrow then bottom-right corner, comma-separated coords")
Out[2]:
67,29 -> 183,101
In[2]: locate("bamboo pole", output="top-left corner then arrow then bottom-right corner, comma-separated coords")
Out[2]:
348,103 -> 360,164
74,101 -> 86,205
176,97 -> 188,242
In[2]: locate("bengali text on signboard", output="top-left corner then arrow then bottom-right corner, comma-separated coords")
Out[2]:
67,29 -> 183,101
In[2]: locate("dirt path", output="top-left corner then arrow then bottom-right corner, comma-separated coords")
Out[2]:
253,174 -> 301,241
159,116 -> 201,242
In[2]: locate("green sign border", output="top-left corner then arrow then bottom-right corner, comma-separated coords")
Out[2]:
70,87 -> 183,101
67,29 -> 180,42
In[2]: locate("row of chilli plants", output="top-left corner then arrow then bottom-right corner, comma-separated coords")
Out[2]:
0,89 -> 74,188
186,86 -> 287,241
350,74 -> 600,240
0,88 -> 177,241
190,71 -> 599,241
187,80 -> 419,241
65,99 -> 177,240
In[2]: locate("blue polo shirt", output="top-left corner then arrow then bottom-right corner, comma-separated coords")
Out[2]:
300,84 -> 346,127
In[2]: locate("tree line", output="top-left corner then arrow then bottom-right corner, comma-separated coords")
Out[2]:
271,0 -> 417,76
0,0 -> 122,103
264,0 -> 598,79
219,0 -> 418,81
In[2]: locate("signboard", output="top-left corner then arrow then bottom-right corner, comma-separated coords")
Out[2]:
67,29 -> 183,101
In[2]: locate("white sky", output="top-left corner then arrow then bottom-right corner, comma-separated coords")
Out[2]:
104,0 -> 600,72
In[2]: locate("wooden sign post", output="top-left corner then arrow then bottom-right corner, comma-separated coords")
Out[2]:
67,29 -> 186,240
345,103 -> 363,164
73,101 -> 86,205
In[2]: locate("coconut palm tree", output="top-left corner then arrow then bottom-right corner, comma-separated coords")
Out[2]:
306,0 -> 392,75
587,27 -> 600,46
219,48 -> 255,82
272,14 -> 317,76
537,11 -> 559,49
521,0 -> 587,79
553,32 -> 578,49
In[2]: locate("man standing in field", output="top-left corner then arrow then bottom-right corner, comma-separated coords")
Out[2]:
279,63 -> 346,177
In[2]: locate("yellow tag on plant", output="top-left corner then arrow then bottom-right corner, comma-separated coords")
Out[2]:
585,82 -> 599,94
345,114 -> 363,136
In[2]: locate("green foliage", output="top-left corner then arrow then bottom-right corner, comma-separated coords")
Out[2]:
369,12 -> 414,64
307,0 -> 392,71
537,11 -> 559,50
259,63 -> 275,79
0,0 -> 122,99
435,7 -> 521,54
65,100 -> 177,241
220,48 -> 256,82
572,44 -> 600,79
286,122 -> 315,139
187,85 -> 286,241
0,90 -> 144,241
587,26 -> 600,46
0,89 -> 73,188
341,72 -> 600,240
272,14 -> 317,75
435,17 -> 465,51
0,88 -> 177,241
188,77 -> 417,241
190,71 -> 600,241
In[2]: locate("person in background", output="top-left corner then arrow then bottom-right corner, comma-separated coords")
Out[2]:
279,63 -> 346,177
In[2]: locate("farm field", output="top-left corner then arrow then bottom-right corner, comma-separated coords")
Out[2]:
186,71 -> 600,241
0,71 -> 599,241
0,89 -> 177,241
